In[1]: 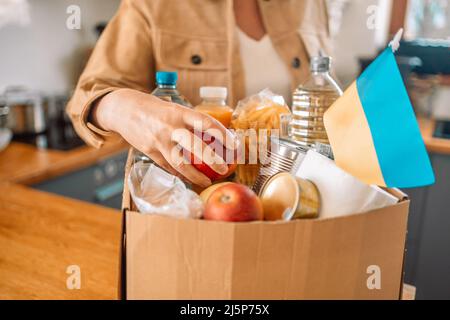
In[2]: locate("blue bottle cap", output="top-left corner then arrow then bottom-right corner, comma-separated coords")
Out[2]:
156,71 -> 178,85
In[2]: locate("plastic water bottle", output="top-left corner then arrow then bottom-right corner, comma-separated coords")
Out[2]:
151,71 -> 192,107
134,71 -> 192,163
291,55 -> 343,148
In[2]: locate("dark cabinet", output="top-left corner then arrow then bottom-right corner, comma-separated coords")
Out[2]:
404,153 -> 450,300
32,152 -> 128,210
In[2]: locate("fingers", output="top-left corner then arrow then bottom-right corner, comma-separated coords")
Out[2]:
183,110 -> 237,150
159,146 -> 212,188
172,129 -> 228,175
147,148 -> 212,188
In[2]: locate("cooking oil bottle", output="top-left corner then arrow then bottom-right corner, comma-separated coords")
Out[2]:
291,55 -> 343,148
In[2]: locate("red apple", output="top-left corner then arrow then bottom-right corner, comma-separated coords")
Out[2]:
204,183 -> 264,222
199,182 -> 232,203
190,132 -> 237,182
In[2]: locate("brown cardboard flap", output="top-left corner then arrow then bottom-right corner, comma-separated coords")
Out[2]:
383,188 -> 409,201
118,208 -> 127,300
118,149 -> 134,300
121,148 -> 134,212
401,284 -> 417,300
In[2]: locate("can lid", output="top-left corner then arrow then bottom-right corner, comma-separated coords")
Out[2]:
156,71 -> 178,85
200,87 -> 228,100
259,172 -> 300,221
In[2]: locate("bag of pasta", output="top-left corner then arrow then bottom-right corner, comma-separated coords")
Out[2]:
231,89 -> 291,187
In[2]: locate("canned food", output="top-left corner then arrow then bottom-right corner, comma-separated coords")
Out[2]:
253,137 -> 307,194
259,172 -> 320,221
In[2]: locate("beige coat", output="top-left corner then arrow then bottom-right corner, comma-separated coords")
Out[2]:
67,0 -> 331,148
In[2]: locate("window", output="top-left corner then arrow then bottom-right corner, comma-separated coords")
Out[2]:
405,0 -> 450,40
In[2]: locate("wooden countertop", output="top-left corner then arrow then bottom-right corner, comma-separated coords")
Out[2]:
0,183 -> 122,300
418,118 -> 450,155
0,137 -> 127,299
0,138 -> 129,185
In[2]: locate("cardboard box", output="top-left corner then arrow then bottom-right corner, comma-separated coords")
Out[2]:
120,149 -> 410,300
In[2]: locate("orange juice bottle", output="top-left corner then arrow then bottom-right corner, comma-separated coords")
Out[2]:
195,87 -> 233,128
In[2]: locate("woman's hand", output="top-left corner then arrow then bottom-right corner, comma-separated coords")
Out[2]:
91,88 -> 236,187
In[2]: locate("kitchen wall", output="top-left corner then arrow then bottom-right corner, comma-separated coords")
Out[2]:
0,0 -> 121,95
0,0 -> 390,95
332,0 -> 392,87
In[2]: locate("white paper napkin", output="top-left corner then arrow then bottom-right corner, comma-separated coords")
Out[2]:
294,150 -> 399,219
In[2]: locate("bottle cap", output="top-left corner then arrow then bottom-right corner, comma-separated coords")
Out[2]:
156,71 -> 178,85
310,56 -> 331,73
200,87 -> 228,100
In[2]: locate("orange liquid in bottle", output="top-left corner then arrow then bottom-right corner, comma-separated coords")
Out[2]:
195,104 -> 233,128
194,87 -> 233,128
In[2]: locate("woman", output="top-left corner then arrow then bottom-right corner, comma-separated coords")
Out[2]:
67,0 -> 331,187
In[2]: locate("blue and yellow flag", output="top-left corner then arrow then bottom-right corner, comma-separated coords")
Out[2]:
324,47 -> 435,188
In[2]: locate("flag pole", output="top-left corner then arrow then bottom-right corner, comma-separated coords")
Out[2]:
389,28 -> 404,53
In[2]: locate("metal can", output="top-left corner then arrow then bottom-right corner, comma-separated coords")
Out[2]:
253,137 -> 308,194
259,172 -> 320,221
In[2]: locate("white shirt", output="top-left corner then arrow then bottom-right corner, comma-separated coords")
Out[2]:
237,28 -> 293,105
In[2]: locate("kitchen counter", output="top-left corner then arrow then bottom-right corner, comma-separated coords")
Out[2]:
0,138 -> 129,184
0,137 -> 127,299
419,118 -> 450,155
0,183 -> 121,300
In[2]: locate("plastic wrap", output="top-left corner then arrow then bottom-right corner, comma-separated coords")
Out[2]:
231,89 -> 291,186
128,162 -> 204,219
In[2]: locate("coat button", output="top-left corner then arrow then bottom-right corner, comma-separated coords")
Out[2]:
292,57 -> 301,69
191,55 -> 202,65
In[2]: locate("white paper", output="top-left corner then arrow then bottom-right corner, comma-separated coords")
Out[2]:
295,150 -> 399,219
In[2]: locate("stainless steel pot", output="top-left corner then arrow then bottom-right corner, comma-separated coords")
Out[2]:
0,97 -> 8,129
4,87 -> 47,134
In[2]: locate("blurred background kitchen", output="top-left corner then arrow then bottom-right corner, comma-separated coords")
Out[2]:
0,0 -> 449,299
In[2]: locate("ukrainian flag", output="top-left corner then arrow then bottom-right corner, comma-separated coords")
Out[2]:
324,47 -> 435,188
